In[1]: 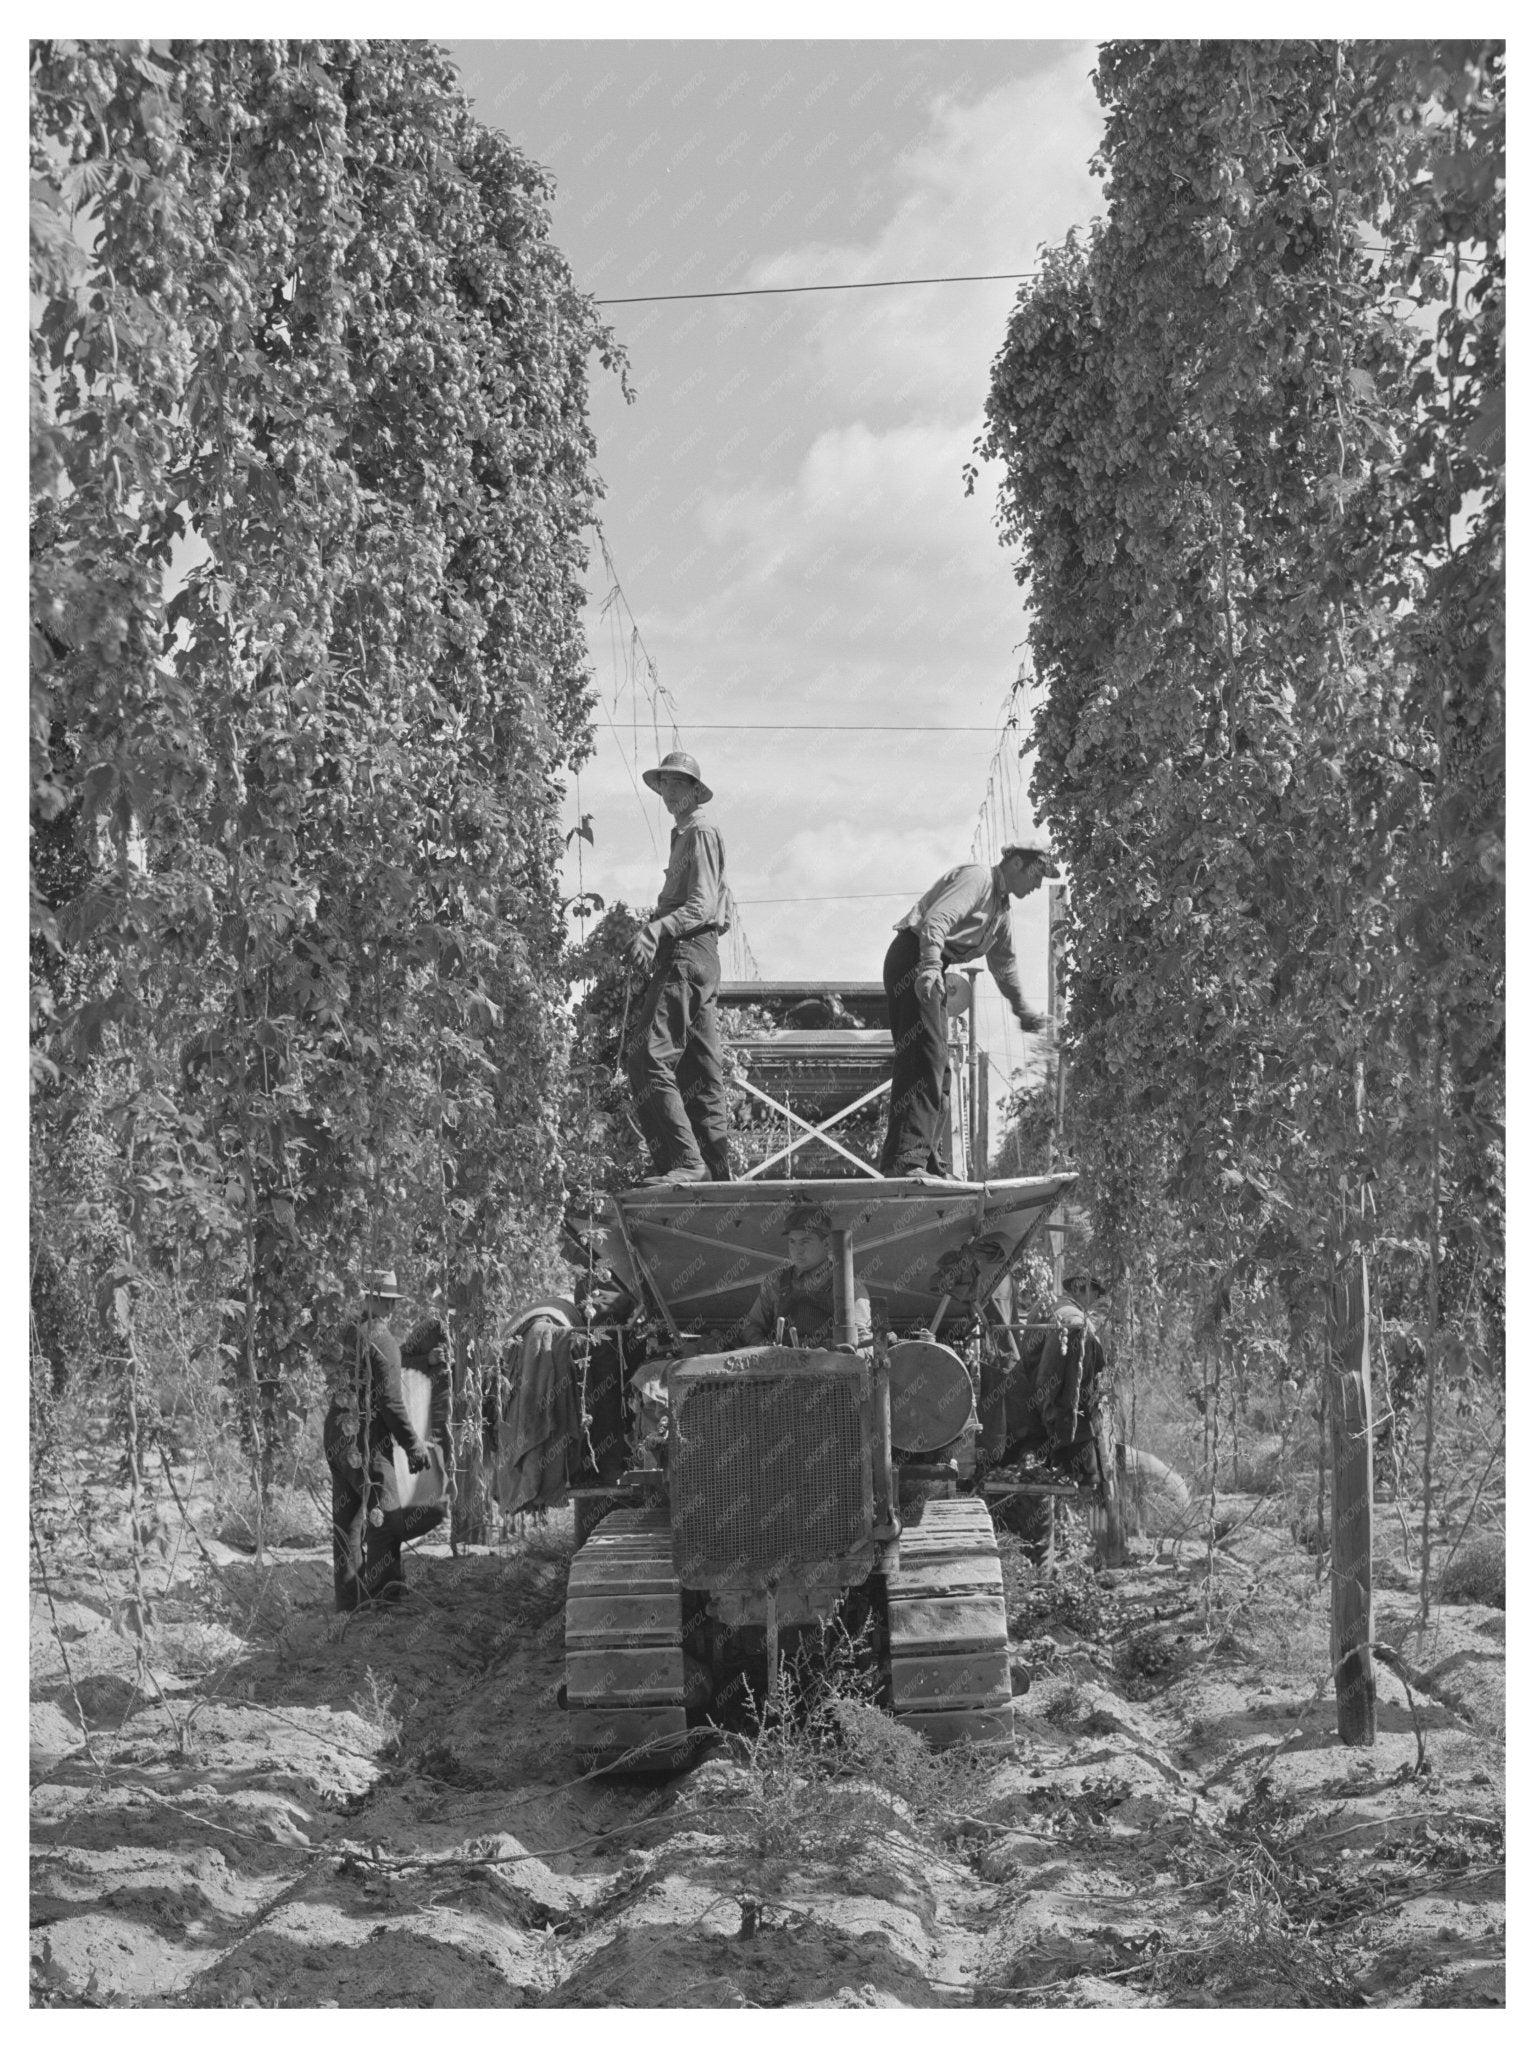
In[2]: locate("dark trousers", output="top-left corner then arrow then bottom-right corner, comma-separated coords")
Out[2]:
879,928 -> 952,1175
323,1362 -> 449,1613
328,1461 -> 404,1611
626,932 -> 731,1178
327,1455 -> 448,1612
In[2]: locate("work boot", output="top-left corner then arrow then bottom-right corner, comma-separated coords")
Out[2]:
639,1165 -> 710,1188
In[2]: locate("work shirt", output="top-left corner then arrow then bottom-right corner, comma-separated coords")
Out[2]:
738,1260 -> 873,1349
895,862 -> 1028,1015
651,813 -> 730,939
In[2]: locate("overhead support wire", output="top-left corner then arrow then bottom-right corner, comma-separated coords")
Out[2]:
734,891 -> 916,905
582,532 -> 763,981
596,269 -> 1039,305
675,722 -> 1000,733
968,655 -> 1037,869
721,887 -> 763,983
592,242 -> 1486,309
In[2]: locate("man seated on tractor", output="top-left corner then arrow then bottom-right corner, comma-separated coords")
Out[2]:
736,1202 -> 872,1351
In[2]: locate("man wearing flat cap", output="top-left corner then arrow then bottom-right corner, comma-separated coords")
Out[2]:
879,834 -> 1058,1179
625,750 -> 733,1187
737,1203 -> 873,1349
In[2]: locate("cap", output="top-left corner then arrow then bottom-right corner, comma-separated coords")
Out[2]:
783,1203 -> 834,1237
1064,1272 -> 1110,1304
642,750 -> 714,805
1000,831 -> 1061,878
363,1267 -> 402,1300
508,1297 -> 578,1341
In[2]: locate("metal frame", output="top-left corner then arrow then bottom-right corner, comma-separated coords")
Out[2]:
610,1175 -> 1077,1337
732,1072 -> 890,1181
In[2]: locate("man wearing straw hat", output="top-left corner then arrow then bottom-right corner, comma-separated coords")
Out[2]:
625,750 -> 732,1186
323,1267 -> 438,1610
879,834 -> 1057,1179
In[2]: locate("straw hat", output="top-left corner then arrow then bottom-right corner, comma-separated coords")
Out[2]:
642,749 -> 713,805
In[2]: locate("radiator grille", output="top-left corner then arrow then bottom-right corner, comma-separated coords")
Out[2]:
672,1373 -> 871,1586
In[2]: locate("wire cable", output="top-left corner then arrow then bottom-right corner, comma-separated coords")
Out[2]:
674,721 -> 1001,732
583,534 -> 768,976
732,891 -> 917,904
595,269 -> 1038,305
593,241 -> 1490,310
596,699 -> 660,863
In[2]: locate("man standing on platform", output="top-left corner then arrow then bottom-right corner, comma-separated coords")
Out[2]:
879,834 -> 1057,1179
626,750 -> 733,1187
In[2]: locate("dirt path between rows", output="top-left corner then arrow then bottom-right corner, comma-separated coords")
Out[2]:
31,1454 -> 1505,2008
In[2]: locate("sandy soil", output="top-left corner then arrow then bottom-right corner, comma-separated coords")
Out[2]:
30,1448 -> 1505,2009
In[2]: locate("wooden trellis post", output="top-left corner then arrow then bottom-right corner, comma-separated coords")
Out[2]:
1329,1256 -> 1376,1745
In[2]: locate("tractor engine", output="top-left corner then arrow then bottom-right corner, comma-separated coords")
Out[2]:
669,1347 -> 876,1601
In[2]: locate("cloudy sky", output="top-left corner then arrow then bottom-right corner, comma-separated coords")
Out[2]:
447,39 -> 1106,1108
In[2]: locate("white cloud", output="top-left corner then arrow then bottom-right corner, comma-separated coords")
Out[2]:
679,417 -> 1003,644
748,62 -> 1103,423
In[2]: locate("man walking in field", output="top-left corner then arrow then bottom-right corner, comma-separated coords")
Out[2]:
323,1268 -> 439,1610
879,835 -> 1057,1178
626,750 -> 733,1186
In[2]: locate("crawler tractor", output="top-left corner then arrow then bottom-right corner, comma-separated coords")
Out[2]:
564,1166 -> 1093,1768
557,978 -> 1115,1768
564,1179 -> 1080,1769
